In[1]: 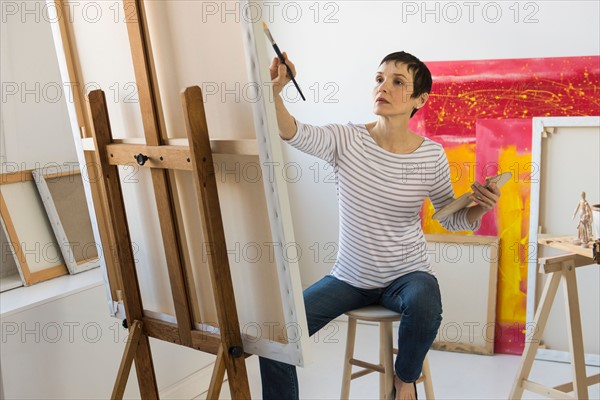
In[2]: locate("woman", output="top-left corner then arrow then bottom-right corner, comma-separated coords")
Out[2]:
261,51 -> 500,400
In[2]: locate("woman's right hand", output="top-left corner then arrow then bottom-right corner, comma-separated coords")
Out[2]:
269,52 -> 297,97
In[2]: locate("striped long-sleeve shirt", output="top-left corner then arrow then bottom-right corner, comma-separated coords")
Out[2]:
284,121 -> 480,289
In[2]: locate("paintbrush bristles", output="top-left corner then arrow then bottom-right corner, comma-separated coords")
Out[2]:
262,21 -> 275,44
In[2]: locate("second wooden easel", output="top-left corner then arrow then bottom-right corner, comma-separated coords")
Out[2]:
509,237 -> 600,399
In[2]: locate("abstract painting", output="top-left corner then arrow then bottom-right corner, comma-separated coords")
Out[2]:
413,56 -> 600,354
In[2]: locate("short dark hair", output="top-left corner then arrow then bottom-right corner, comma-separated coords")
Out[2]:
379,51 -> 432,118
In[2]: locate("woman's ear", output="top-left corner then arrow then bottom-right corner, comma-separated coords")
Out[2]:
416,92 -> 429,109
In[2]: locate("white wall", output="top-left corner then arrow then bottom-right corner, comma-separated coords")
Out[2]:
0,0 -> 76,171
261,0 -> 600,285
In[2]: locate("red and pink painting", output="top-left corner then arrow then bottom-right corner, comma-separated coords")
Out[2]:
411,56 -> 600,354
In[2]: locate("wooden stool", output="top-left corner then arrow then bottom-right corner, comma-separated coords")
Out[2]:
341,305 -> 435,400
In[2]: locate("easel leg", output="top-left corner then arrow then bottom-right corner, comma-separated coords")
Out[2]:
88,90 -> 159,400
206,345 -> 227,400
182,86 -> 251,399
509,272 -> 562,399
562,268 -> 588,399
112,320 -> 143,399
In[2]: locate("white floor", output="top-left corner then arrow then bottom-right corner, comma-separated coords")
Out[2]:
209,319 -> 600,399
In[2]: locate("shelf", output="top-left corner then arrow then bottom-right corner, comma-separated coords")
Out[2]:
0,267 -> 104,317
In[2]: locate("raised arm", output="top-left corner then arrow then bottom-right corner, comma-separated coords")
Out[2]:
269,52 -> 298,140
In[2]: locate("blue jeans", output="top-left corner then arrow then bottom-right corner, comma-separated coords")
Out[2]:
259,271 -> 442,399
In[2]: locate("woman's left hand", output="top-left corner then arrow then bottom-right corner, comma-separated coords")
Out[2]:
470,179 -> 501,212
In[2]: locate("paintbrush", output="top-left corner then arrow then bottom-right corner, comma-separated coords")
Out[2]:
262,21 -> 306,101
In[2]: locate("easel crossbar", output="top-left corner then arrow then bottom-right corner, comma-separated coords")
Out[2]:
553,373 -> 600,393
522,380 -> 576,399
142,316 -> 221,355
82,137 -> 259,156
106,143 -> 193,171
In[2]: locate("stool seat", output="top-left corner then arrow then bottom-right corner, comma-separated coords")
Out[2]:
346,305 -> 401,322
341,305 -> 435,399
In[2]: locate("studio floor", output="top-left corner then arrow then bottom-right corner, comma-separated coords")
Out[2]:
209,319 -> 600,400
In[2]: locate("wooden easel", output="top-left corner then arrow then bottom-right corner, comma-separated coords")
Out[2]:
509,236 -> 600,399
81,0 -> 251,397
88,85 -> 250,398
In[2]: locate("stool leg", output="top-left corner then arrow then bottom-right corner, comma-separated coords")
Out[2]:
421,355 -> 435,400
341,317 -> 357,399
380,321 -> 394,400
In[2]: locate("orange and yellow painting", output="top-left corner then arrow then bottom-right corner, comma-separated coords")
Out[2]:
410,56 -> 600,354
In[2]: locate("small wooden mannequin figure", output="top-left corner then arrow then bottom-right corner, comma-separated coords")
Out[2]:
572,191 -> 594,247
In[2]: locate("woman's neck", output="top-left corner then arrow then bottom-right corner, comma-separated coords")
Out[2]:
366,116 -> 421,154
370,118 -> 409,139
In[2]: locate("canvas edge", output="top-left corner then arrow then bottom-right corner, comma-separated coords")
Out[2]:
239,0 -> 312,367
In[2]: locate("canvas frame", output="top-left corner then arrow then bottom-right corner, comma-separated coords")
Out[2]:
32,166 -> 101,275
0,171 -> 68,285
426,234 -> 499,355
528,116 -> 600,366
